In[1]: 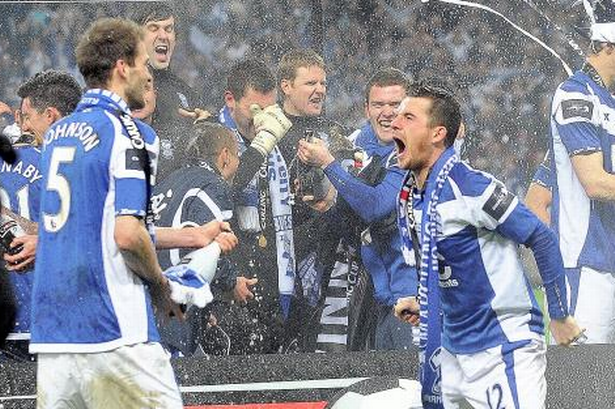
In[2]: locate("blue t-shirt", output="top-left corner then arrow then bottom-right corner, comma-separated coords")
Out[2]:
30,89 -> 160,353
1,144 -> 41,338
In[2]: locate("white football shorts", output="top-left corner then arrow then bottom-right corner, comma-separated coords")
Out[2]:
36,342 -> 182,409
440,339 -> 546,409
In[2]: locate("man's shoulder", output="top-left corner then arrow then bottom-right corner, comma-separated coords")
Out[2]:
157,165 -> 224,192
447,162 -> 495,198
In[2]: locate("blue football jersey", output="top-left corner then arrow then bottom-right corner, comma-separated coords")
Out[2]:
30,89 -> 160,353
421,163 -> 545,354
550,69 -> 615,272
1,144 -> 42,338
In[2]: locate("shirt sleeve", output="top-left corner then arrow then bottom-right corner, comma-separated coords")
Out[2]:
324,160 -> 405,224
531,151 -> 552,190
552,90 -> 601,156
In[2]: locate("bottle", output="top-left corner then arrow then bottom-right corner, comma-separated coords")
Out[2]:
0,215 -> 25,255
175,241 -> 222,282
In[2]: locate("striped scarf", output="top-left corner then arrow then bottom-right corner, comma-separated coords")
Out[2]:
398,147 -> 459,409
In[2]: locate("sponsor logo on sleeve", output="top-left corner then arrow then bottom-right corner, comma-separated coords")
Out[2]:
482,183 -> 515,220
561,99 -> 593,120
125,148 -> 144,171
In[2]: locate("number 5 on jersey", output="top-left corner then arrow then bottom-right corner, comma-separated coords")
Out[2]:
43,147 -> 76,232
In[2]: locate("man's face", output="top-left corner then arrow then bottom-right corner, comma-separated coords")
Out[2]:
391,97 -> 436,171
125,41 -> 153,111
132,82 -> 157,124
281,65 -> 326,117
143,16 -> 176,70
226,87 -> 276,140
223,141 -> 241,183
20,97 -> 51,144
365,85 -> 406,144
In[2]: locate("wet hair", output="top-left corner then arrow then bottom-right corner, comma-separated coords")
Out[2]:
409,81 -> 461,148
226,59 -> 276,101
76,18 -> 144,89
183,122 -> 237,164
364,68 -> 410,103
17,70 -> 82,116
127,2 -> 175,26
277,48 -> 325,85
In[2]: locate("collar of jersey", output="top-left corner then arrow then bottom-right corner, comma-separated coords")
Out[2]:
77,88 -> 132,115
414,147 -> 457,197
582,63 -> 607,89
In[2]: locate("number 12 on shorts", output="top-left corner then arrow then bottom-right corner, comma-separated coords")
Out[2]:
486,383 -> 504,409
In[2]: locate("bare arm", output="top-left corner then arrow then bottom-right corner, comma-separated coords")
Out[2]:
571,152 -> 615,201
524,183 -> 551,226
154,220 -> 236,252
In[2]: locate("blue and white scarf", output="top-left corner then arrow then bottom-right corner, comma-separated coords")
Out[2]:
398,147 -> 459,409
219,107 -> 296,317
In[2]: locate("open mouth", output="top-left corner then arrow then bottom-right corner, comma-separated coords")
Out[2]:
154,44 -> 169,57
393,135 -> 406,155
378,120 -> 392,130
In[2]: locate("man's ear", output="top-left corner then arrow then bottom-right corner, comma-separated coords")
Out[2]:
115,59 -> 129,81
432,125 -> 448,145
280,79 -> 292,97
45,107 -> 62,125
219,147 -> 230,167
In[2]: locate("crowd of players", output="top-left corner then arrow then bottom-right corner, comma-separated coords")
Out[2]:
0,1 -> 591,193
0,1 -> 611,408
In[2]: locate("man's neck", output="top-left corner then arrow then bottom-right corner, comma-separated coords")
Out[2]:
586,57 -> 613,89
413,167 -> 431,191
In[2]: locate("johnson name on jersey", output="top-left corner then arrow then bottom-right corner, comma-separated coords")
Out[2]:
31,89 -> 160,353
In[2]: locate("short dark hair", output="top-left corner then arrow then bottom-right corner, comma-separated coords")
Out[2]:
17,70 -> 82,116
128,1 -> 175,26
409,81 -> 461,148
76,18 -> 144,89
184,122 -> 237,163
365,68 -> 409,103
277,48 -> 325,85
226,59 -> 276,101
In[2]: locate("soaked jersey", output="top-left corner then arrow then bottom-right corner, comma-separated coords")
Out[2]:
31,89 -> 160,353
419,162 -> 545,354
550,68 -> 615,271
1,144 -> 41,339
152,163 -> 233,270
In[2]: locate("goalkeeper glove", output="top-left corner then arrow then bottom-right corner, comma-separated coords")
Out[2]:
249,104 -> 292,156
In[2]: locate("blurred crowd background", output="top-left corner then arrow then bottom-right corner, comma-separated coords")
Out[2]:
0,0 -> 588,195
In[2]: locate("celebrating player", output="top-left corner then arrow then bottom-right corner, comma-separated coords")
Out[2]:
394,81 -> 583,408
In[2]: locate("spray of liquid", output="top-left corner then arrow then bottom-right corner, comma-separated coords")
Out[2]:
520,0 -> 586,59
422,0 -> 574,75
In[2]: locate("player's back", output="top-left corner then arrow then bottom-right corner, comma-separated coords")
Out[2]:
0,144 -> 42,221
434,162 -> 544,354
153,164 -> 233,270
31,90 -> 159,353
0,143 -> 42,339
